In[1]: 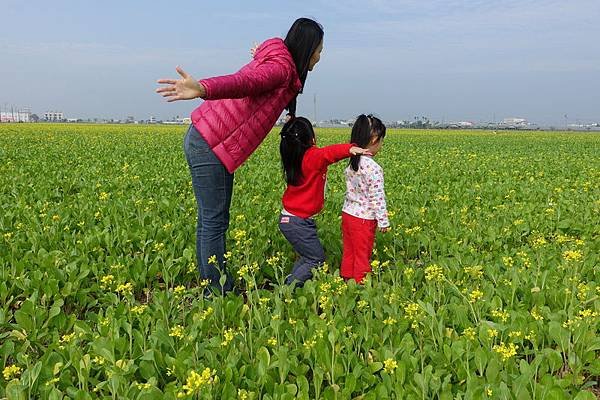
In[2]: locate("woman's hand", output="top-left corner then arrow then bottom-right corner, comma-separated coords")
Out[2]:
379,226 -> 390,233
250,41 -> 259,58
349,146 -> 372,156
156,66 -> 206,102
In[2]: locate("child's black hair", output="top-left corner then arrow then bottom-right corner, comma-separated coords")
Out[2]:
349,114 -> 386,171
279,116 -> 315,186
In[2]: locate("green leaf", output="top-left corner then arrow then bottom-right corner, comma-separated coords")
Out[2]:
257,346 -> 270,378
573,391 -> 597,400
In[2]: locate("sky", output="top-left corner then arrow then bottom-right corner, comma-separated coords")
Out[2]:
1,0 -> 599,125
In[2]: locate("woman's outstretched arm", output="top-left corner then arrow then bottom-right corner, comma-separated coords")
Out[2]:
156,66 -> 206,102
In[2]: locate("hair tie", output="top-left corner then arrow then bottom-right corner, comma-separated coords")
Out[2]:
280,131 -> 299,139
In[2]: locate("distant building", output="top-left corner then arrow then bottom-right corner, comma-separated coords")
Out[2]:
149,116 -> 157,124
457,121 -> 474,128
0,110 -> 31,122
44,111 -> 64,122
502,117 -> 528,127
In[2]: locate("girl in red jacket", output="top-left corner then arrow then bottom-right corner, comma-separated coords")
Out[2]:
156,19 -> 324,296
278,117 -> 371,287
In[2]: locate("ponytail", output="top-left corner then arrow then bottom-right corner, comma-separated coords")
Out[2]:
349,115 -> 372,171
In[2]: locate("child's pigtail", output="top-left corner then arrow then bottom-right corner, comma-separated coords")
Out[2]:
349,114 -> 372,171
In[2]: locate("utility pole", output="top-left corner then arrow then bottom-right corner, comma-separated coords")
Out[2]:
313,93 -> 317,126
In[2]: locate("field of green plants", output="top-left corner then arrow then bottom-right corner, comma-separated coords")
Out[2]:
1,123 -> 599,399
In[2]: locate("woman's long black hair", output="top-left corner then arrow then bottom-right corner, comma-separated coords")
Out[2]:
279,117 -> 315,186
349,114 -> 386,171
284,18 -> 324,117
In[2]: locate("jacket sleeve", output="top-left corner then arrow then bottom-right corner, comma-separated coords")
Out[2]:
199,60 -> 291,100
309,144 -> 354,170
366,163 -> 390,228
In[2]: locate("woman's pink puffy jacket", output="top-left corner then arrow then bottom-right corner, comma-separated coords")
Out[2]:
191,38 -> 302,173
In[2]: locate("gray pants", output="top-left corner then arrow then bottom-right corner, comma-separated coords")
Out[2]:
278,214 -> 326,287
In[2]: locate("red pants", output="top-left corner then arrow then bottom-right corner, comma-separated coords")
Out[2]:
340,212 -> 377,284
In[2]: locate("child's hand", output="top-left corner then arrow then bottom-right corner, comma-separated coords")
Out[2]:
379,226 -> 390,233
349,146 -> 372,156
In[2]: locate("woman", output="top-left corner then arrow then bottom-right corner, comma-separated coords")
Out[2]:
156,18 -> 324,295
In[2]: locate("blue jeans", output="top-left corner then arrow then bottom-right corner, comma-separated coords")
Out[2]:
183,125 -> 234,294
278,214 -> 326,287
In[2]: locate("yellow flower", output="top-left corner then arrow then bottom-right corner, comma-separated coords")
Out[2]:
304,339 -> 316,350
179,368 -> 217,396
232,229 -> 246,242
221,328 -> 235,347
463,265 -> 484,279
100,274 -> 114,289
491,309 -> 509,323
577,283 -> 589,301
403,302 -> 422,328
463,327 -> 476,341
259,297 -> 269,306
508,330 -> 523,339
131,305 -> 147,315
383,358 -> 398,373
199,279 -> 210,289
115,282 -> 133,296
563,250 -> 583,262
370,259 -> 381,272
267,337 -> 277,346
93,356 -> 105,365
153,242 -> 165,252
487,328 -> 498,339
530,308 -> 544,321
173,285 -> 186,296
169,325 -> 185,339
502,256 -> 514,268
383,317 -> 397,325
425,264 -> 444,282
195,306 -> 215,322
135,382 -> 152,390
3,365 -> 21,380
207,255 -> 218,265
45,377 -> 60,386
532,237 -> 547,249
99,191 -> 110,201
319,296 -> 331,310
60,332 -> 76,344
469,289 -> 484,303
266,255 -> 280,267
493,342 -> 518,361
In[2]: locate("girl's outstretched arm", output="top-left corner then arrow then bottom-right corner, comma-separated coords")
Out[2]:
309,144 -> 371,170
156,66 -> 206,102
